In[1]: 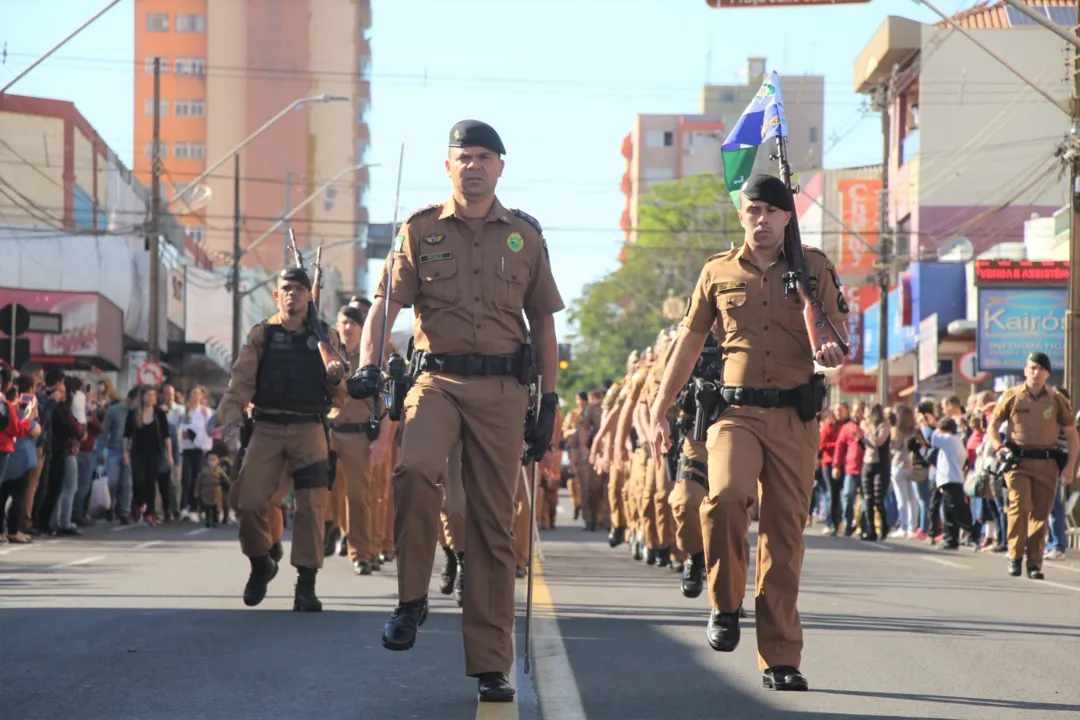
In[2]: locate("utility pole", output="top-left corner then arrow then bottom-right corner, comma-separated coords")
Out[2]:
282,171 -> 292,266
147,57 -> 162,362
876,69 -> 894,408
1067,11 -> 1080,399
231,153 -> 243,366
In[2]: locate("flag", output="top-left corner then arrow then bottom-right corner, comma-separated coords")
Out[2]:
721,70 -> 788,208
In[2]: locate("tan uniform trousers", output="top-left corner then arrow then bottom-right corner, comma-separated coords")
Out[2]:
579,461 -> 605,525
233,420 -> 330,569
1005,458 -> 1059,564
371,442 -> 396,556
669,440 -> 709,556
649,451 -> 677,555
328,464 -> 347,532
537,477 -> 557,529
331,428 -> 376,564
441,441 -> 467,552
609,456 -> 629,530
394,373 -> 528,677
514,470 -> 532,567
702,406 -> 816,671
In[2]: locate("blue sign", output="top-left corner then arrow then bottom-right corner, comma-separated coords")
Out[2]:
862,287 -> 918,372
977,288 -> 1066,372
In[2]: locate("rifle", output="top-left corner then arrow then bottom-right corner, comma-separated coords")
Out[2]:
772,135 -> 850,358
287,230 -> 343,372
366,143 -> 408,439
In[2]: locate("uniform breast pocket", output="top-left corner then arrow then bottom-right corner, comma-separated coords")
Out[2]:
496,259 -> 528,311
719,292 -> 748,332
420,258 -> 460,309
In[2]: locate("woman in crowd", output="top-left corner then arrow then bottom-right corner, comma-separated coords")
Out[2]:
860,403 -> 892,541
180,385 -> 214,518
123,385 -> 173,525
49,377 -> 84,536
889,405 -> 922,539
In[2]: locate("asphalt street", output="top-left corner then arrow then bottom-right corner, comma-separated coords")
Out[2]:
2,492 -> 1079,720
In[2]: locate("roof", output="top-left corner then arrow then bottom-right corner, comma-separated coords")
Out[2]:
938,0 -> 1075,29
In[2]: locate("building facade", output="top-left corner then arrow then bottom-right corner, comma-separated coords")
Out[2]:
133,0 -> 372,301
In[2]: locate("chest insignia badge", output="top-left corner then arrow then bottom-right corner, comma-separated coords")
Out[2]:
1043,406 -> 1054,420
423,234 -> 445,245
507,232 -> 524,253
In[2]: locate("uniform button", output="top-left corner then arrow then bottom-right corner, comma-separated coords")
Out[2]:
474,269 -> 479,275
767,378 -> 772,383
762,301 -> 768,306
474,242 -> 479,247
434,272 -> 441,278
511,274 -> 517,280
475,324 -> 481,329
474,296 -> 480,302
766,351 -> 771,356
763,325 -> 769,331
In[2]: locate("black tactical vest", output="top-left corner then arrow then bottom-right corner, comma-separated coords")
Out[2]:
251,322 -> 331,415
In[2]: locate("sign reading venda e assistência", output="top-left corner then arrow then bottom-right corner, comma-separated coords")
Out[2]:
977,288 -> 1066,372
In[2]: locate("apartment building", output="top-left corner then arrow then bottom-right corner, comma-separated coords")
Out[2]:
133,0 -> 372,303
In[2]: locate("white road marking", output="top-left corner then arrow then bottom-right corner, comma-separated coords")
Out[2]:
134,540 -> 164,550
185,528 -> 209,537
920,556 -> 970,570
1041,579 -> 1080,593
49,555 -> 105,570
527,559 -> 588,720
111,524 -> 138,532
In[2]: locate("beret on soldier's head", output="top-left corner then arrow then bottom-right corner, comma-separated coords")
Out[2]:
1029,351 -> 1052,372
278,266 -> 312,291
338,305 -> 365,324
741,174 -> 794,213
449,119 -> 506,155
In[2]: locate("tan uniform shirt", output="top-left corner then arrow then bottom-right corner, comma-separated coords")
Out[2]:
218,312 -> 347,426
681,244 -> 847,390
991,384 -> 1072,449
375,197 -> 564,356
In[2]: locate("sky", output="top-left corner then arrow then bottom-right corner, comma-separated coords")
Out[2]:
1,0 -> 949,341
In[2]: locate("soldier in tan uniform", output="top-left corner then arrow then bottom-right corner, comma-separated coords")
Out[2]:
348,120 -> 564,703
648,175 -> 846,691
577,389 -> 605,530
218,266 -> 347,612
987,352 -> 1077,579
561,392 -> 587,519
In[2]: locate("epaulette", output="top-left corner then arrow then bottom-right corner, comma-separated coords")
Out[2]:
803,245 -> 827,258
511,208 -> 543,234
404,203 -> 441,224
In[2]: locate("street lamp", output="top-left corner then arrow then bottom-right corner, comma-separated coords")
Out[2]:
169,93 -> 350,208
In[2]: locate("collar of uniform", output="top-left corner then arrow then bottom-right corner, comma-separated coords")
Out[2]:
1023,383 -> 1049,400
439,196 -> 513,223
735,242 -> 786,265
268,311 -> 309,334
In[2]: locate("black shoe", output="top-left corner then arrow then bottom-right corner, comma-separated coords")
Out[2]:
370,554 -> 383,571
453,552 -> 465,608
354,561 -> 373,576
337,537 -> 348,557
269,541 -> 284,563
573,506 -> 581,521
1008,558 -> 1022,577
381,596 -> 429,651
645,547 -> 657,566
477,672 -> 515,703
293,567 -> 322,612
381,551 -> 397,562
1028,565 -> 1044,580
763,665 -> 808,691
656,547 -> 671,568
706,607 -> 741,652
439,546 -> 458,595
739,605 -> 748,619
632,536 -> 644,562
515,566 -> 526,579
323,526 -> 340,558
243,555 -> 279,607
608,526 -> 625,548
681,551 -> 704,599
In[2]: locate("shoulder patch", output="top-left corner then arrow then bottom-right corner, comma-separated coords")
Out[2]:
511,208 -> 543,235
404,203 -> 441,224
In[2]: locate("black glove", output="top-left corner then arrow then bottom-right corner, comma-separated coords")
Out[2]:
347,365 -> 381,400
524,392 -> 559,462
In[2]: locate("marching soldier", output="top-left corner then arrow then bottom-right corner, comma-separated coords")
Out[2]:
349,119 -> 564,702
218,266 -> 347,612
647,174 -> 847,691
987,352 -> 1078,579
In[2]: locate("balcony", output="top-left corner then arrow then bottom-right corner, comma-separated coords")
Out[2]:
621,133 -> 633,161
620,172 -> 632,196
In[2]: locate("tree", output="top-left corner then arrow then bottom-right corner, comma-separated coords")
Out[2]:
556,173 -> 741,403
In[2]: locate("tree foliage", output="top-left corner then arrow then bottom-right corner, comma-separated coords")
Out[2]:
557,174 -> 742,402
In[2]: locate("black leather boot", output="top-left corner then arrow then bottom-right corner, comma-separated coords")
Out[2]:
323,524 -> 340,557
439,546 -> 458,595
243,555 -> 278,607
608,526 -> 625,548
681,551 -> 704,598
706,606 -> 741,652
645,547 -> 657,566
477,672 -> 515,702
293,567 -> 322,612
656,547 -> 671,568
382,596 -> 429,651
1008,557 -> 1022,577
763,665 -> 809,691
354,560 -> 373,576
453,552 -> 465,608
269,541 -> 284,563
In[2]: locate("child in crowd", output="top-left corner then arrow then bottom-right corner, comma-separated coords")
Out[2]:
197,452 -> 226,528
930,418 -> 974,550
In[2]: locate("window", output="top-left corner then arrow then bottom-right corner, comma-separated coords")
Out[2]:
184,226 -> 206,244
176,14 -> 206,32
144,141 -> 168,159
144,57 -> 169,74
175,57 -> 206,76
174,100 -> 205,117
144,98 -> 169,117
146,13 -> 169,32
720,91 -> 736,103
809,126 -> 818,143
174,142 -> 206,159
663,131 -> 674,147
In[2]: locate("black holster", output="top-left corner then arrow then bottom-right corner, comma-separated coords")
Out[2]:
692,379 -> 725,443
795,373 -> 828,423
1054,449 -> 1068,472
519,343 -> 539,385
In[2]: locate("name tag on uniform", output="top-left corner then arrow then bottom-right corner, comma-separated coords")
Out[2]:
419,252 -> 453,264
716,281 -> 747,294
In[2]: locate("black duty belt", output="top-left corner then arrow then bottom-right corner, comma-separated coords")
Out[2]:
1016,448 -> 1059,459
419,353 -> 520,378
252,409 -> 324,425
720,386 -> 800,409
330,422 -> 367,433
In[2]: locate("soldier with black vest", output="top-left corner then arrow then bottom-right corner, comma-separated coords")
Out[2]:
217,266 -> 347,612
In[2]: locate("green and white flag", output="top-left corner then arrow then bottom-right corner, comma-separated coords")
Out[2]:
721,71 -> 788,207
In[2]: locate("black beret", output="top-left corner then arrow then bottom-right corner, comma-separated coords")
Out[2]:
338,305 -> 365,324
1028,352 -> 1051,372
449,119 -> 506,155
741,174 -> 794,213
278,267 -> 312,291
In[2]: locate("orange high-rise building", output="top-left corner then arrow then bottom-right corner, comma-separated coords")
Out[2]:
134,0 -> 372,297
